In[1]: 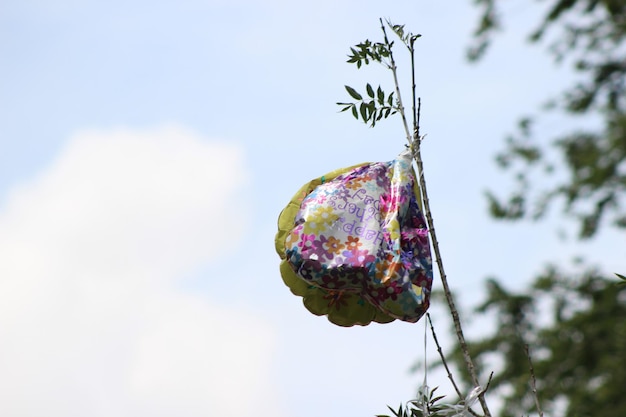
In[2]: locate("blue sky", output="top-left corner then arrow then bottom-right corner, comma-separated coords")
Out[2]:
1,1 -> 624,416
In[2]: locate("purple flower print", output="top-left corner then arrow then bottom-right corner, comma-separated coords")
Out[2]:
346,268 -> 368,286
320,270 -> 347,290
298,259 -> 323,281
367,284 -> 391,303
309,235 -> 331,261
334,187 -> 350,201
384,281 -> 403,301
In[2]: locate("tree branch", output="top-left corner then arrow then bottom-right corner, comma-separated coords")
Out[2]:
524,344 -> 544,417
381,22 -> 493,417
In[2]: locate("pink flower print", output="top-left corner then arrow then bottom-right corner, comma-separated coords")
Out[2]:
379,193 -> 398,214
356,250 -> 376,266
298,233 -> 315,250
343,248 -> 375,267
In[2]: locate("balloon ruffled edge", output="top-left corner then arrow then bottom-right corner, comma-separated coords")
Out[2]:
275,162 -> 395,327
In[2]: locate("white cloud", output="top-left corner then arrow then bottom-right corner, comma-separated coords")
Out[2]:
0,125 -> 283,417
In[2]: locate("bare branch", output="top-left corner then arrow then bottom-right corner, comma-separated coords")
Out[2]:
524,344 -> 544,417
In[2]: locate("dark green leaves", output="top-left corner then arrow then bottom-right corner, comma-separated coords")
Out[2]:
449,266 -> 626,417
336,84 -> 397,127
470,1 -> 626,239
346,39 -> 391,68
376,386 -> 463,417
389,21 -> 422,49
344,85 -> 362,100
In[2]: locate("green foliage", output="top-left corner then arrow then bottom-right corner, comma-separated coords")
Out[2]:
337,84 -> 396,127
376,385 -> 479,417
346,39 -> 391,68
336,29 -> 399,127
444,5 -> 626,417
337,19 -> 487,416
469,0 -> 626,238
336,19 -> 423,128
443,266 -> 626,417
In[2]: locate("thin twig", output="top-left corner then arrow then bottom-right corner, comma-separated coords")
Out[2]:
524,344 -> 544,417
426,313 -> 463,398
411,110 -> 492,417
382,22 -> 492,417
482,372 -> 494,396
427,312 -> 484,417
379,19 -> 412,146
410,38 -> 418,139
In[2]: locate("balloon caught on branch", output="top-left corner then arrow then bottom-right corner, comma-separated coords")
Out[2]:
275,150 -> 433,326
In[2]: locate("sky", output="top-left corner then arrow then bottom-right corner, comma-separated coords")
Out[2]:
0,1 -> 624,416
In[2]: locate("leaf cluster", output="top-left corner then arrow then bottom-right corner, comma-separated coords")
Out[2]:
347,39 -> 391,68
337,84 -> 396,127
337,19 -> 421,129
377,386 -> 470,417
388,23 -> 422,50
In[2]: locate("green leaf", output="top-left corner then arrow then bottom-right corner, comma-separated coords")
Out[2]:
351,105 -> 358,119
366,83 -> 375,98
377,86 -> 384,104
345,85 -> 362,100
359,101 -> 368,121
617,273 -> 626,286
338,104 -> 353,113
388,91 -> 394,106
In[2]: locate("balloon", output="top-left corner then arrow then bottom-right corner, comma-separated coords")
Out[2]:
276,150 -> 433,326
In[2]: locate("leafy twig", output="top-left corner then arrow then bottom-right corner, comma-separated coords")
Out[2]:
379,18 -> 412,145
338,20 -> 494,417
384,24 -> 493,417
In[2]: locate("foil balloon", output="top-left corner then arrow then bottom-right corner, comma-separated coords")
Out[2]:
275,149 -> 433,326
